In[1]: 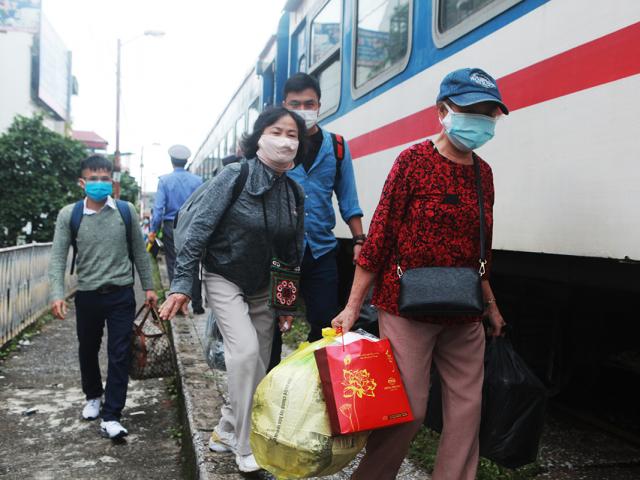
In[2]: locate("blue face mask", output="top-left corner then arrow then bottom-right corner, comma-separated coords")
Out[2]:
85,181 -> 113,201
441,103 -> 496,152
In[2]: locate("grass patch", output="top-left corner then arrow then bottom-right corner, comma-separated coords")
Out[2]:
409,426 -> 542,479
282,316 -> 310,349
0,312 -> 54,361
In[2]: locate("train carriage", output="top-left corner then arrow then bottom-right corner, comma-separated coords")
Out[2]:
190,0 -> 640,425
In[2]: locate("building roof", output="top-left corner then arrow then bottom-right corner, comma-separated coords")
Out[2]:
72,130 -> 108,150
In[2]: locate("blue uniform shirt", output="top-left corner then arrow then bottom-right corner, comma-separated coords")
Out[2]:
151,168 -> 203,232
287,129 -> 363,259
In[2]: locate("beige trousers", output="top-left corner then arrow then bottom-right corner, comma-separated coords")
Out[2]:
352,311 -> 485,480
202,271 -> 274,456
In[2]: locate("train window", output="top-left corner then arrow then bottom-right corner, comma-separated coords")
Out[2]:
226,128 -> 235,156
309,0 -> 342,117
220,137 -> 227,160
432,0 -> 521,48
236,115 -> 246,141
310,0 -> 341,67
353,0 -> 412,96
314,59 -> 340,116
247,98 -> 260,133
298,55 -> 306,73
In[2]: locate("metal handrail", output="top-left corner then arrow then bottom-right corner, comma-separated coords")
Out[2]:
0,243 -> 77,346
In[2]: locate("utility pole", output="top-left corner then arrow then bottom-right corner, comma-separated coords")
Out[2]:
114,38 -> 122,198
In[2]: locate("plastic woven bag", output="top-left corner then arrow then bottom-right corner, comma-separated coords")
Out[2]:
251,329 -> 369,479
203,310 -> 226,371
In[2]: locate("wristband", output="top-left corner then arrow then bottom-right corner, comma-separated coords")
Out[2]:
352,234 -> 367,246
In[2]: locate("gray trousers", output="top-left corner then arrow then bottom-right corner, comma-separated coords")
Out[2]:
163,220 -> 202,309
202,271 -> 274,456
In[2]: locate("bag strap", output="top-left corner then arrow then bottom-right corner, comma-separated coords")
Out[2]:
261,180 -> 301,264
69,200 -> 84,274
396,155 -> 487,277
473,156 -> 487,276
331,132 -> 345,183
115,199 -> 135,278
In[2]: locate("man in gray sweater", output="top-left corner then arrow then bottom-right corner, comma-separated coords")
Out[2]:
48,155 -> 158,439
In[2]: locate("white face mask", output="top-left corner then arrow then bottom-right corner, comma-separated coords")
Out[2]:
256,134 -> 299,173
292,109 -> 319,130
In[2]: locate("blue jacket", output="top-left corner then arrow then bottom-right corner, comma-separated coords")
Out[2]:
287,129 -> 363,259
151,168 -> 203,232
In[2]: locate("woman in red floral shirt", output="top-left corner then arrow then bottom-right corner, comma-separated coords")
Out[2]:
333,68 -> 508,480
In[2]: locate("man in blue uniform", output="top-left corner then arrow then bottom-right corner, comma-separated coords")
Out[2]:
269,73 -> 365,368
149,145 -> 204,314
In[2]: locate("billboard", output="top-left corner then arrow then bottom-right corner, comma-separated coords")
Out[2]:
0,0 -> 40,33
36,16 -> 72,120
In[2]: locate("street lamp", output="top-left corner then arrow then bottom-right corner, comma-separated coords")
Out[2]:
113,30 -> 165,198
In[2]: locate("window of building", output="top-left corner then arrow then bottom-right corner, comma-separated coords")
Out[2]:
310,0 -> 342,117
353,0 -> 411,95
432,0 -> 521,48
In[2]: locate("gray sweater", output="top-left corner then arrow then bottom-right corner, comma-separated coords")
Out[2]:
48,201 -> 153,301
170,158 -> 304,298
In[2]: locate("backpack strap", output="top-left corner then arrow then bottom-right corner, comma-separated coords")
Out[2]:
69,200 -> 85,275
115,200 -> 134,277
331,133 -> 345,183
69,199 -> 135,278
231,161 -> 249,205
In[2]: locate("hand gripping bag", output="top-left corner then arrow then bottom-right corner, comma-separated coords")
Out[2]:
251,329 -> 368,479
479,336 -> 547,468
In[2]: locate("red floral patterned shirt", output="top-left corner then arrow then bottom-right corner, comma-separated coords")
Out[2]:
357,140 -> 494,324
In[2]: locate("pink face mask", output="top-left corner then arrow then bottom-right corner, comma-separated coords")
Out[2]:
256,135 -> 299,173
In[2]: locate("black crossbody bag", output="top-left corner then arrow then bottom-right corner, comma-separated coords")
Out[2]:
397,157 -> 487,316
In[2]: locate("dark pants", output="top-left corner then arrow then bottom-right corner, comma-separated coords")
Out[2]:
75,286 -> 136,421
163,220 -> 202,309
268,246 -> 339,370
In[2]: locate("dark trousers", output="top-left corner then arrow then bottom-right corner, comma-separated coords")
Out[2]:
268,246 -> 339,370
162,220 -> 202,309
75,287 -> 136,421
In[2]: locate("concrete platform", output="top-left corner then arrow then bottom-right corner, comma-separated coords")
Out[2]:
0,296 -> 184,479
172,311 -> 429,480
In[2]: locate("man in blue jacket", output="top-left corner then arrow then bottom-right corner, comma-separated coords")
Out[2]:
149,145 -> 204,314
269,73 -> 364,367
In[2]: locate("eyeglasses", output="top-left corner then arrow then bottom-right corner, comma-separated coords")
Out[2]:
82,176 -> 112,182
285,100 -> 319,109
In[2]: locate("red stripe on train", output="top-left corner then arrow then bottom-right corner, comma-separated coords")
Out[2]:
348,22 -> 640,159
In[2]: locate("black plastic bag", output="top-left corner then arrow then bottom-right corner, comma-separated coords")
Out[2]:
203,311 -> 226,371
479,336 -> 547,468
426,336 -> 547,469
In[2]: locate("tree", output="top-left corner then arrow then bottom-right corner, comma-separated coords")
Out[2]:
119,170 -> 139,207
0,115 -> 85,247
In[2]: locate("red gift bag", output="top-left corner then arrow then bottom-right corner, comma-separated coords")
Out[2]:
315,335 -> 414,435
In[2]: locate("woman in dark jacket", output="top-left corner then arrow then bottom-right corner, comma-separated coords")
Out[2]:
332,68 -> 507,480
159,107 -> 305,473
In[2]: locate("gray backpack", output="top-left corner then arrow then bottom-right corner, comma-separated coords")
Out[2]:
173,162 -> 249,254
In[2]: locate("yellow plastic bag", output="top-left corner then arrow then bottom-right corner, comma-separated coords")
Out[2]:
251,329 -> 368,479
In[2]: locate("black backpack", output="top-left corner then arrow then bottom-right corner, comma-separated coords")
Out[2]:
69,199 -> 133,275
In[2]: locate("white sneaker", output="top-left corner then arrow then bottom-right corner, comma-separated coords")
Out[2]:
235,453 -> 260,473
208,428 -> 236,453
100,420 -> 129,439
81,398 -> 101,421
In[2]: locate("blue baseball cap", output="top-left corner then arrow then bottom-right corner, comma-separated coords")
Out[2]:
437,68 -> 509,115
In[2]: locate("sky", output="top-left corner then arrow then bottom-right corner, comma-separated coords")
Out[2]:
43,0 -> 286,192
